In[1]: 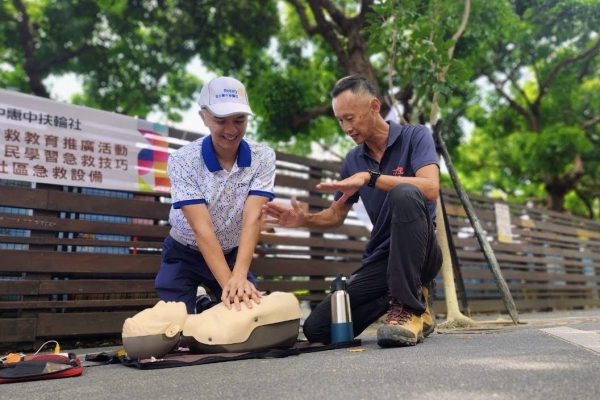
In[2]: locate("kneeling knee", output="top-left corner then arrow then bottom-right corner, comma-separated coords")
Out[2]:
389,184 -> 424,207
388,184 -> 427,223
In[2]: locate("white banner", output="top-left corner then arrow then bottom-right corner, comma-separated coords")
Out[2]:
494,202 -> 513,243
0,89 -> 170,193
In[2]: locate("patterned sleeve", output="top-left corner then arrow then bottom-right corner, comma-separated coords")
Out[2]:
248,146 -> 276,200
168,151 -> 206,209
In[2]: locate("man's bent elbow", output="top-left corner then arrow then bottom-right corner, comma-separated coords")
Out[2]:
425,186 -> 439,202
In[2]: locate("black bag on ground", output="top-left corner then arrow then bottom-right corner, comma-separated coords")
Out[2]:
0,353 -> 83,384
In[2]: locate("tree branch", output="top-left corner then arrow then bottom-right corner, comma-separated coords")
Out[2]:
499,62 -> 532,108
358,0 -> 375,21
348,0 -> 375,29
536,36 -> 600,103
290,103 -> 333,129
318,0 -> 350,34
448,0 -> 470,59
385,0 -> 399,113
486,73 -> 538,131
568,153 -> 585,183
306,0 -> 348,69
287,0 -> 319,36
507,74 -> 532,108
574,189 -> 594,219
582,115 -> 600,130
37,44 -> 91,74
430,0 -> 470,126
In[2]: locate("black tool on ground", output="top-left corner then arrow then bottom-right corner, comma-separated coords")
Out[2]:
330,275 -> 353,343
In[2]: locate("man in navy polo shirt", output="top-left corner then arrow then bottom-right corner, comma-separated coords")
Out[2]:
263,75 -> 442,347
155,76 -> 276,314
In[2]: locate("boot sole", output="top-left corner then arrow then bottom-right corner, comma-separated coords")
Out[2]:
423,322 -> 436,337
377,325 -> 424,348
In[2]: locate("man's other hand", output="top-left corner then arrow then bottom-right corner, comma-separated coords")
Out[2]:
222,273 -> 262,311
316,172 -> 369,204
261,197 -> 307,228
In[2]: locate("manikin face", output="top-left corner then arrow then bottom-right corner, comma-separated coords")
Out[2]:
332,90 -> 380,144
200,110 -> 249,155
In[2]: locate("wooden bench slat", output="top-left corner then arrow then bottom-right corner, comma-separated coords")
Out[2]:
0,213 -> 169,237
259,234 -> 366,250
36,311 -> 137,336
1,186 -> 170,219
0,318 -> 36,342
0,298 -> 158,310
259,280 -> 331,292
0,236 -> 164,249
0,250 -> 160,274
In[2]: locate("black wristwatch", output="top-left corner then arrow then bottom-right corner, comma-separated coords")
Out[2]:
367,169 -> 381,187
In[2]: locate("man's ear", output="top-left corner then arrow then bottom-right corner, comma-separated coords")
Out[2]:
370,97 -> 381,113
199,110 -> 207,124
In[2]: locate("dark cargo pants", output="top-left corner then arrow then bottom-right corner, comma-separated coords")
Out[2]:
303,184 -> 442,343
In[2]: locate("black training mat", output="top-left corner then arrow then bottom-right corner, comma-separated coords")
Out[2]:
85,339 -> 362,370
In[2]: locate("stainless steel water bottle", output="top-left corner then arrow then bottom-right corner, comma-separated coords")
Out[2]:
330,275 -> 353,343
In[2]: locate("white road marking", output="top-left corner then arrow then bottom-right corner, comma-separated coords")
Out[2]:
541,327 -> 600,354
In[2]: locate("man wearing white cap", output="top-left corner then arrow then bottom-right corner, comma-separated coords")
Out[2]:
155,76 -> 276,313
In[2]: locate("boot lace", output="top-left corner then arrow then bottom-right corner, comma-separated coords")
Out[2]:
385,299 -> 412,325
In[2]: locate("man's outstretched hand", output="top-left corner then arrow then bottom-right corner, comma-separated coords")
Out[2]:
316,172 -> 369,204
262,197 -> 307,228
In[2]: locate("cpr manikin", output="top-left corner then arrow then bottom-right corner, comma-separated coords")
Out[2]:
122,292 -> 302,358
122,300 -> 188,359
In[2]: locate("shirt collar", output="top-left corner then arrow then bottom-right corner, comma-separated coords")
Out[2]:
201,136 -> 252,172
360,121 -> 400,157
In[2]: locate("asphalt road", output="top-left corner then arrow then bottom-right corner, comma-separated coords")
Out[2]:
2,309 -> 599,400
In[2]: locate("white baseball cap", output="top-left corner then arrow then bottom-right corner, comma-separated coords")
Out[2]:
198,76 -> 253,117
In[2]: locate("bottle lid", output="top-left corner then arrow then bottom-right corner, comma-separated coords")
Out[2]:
331,275 -> 347,292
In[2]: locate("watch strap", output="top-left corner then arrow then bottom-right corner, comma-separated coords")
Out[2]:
367,170 -> 380,187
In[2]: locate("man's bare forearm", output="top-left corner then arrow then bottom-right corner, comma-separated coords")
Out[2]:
233,197 -> 266,275
302,203 -> 351,229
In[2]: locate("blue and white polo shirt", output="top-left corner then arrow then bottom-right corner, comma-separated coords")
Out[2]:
168,135 -> 276,252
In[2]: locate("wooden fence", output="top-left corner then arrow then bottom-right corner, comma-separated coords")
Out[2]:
1,151 -> 599,345
443,192 -> 600,313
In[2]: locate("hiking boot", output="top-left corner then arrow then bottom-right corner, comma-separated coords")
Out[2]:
377,299 -> 423,347
422,285 -> 436,337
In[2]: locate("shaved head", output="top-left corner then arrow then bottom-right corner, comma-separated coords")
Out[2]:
330,75 -> 380,99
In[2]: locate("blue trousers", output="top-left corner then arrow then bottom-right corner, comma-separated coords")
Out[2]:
154,235 -> 258,313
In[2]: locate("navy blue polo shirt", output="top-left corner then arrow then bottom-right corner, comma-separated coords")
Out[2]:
335,122 -> 438,265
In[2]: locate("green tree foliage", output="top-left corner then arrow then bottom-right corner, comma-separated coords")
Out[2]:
0,0 -> 278,121
454,0 -> 600,215
2,0 -> 598,217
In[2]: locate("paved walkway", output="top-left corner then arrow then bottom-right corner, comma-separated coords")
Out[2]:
2,309 -> 599,400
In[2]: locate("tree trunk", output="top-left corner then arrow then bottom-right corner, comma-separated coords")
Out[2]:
544,154 -> 584,212
345,29 -> 378,84
545,183 -> 567,212
12,0 -> 50,98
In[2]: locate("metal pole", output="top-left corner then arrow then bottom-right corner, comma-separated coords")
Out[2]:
434,124 -> 520,324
